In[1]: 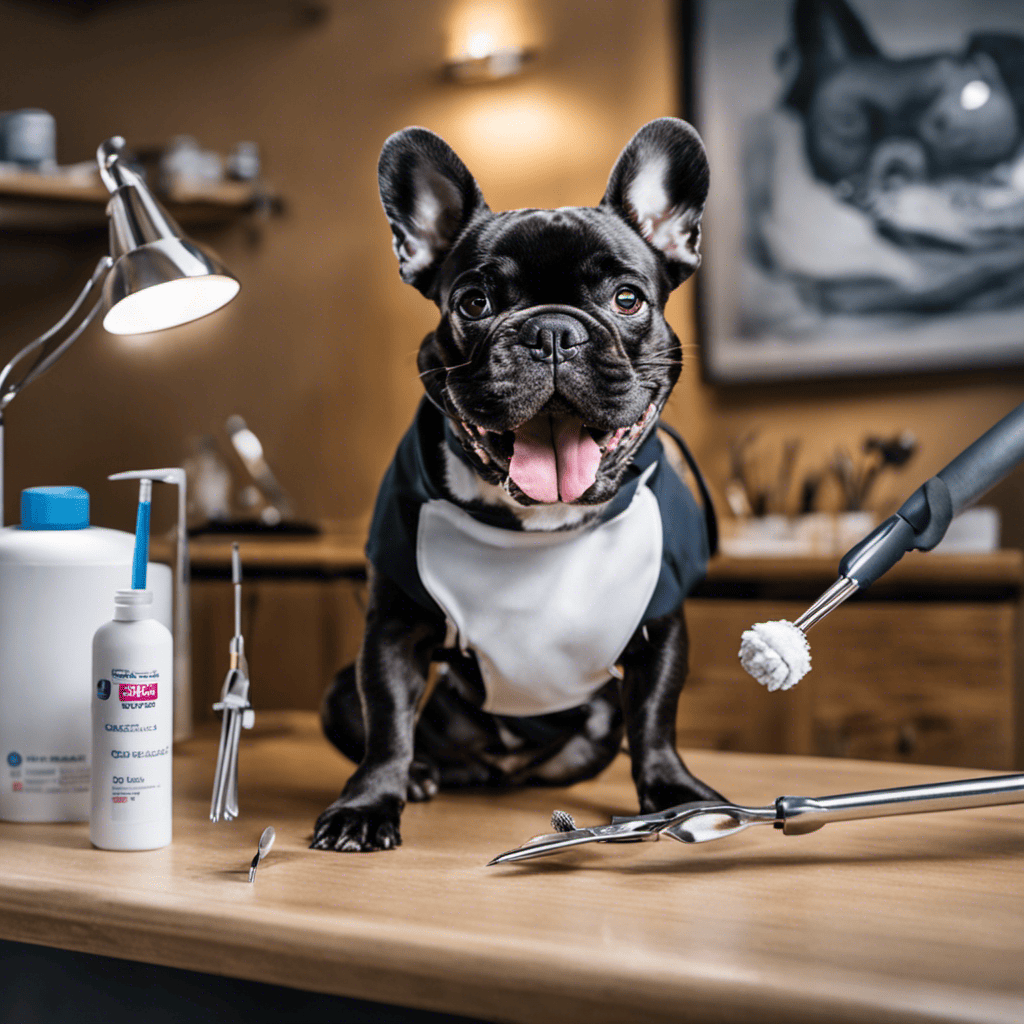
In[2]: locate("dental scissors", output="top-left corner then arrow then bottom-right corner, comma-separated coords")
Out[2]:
488,772 -> 1024,865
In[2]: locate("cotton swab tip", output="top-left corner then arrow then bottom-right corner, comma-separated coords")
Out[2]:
738,620 -> 811,691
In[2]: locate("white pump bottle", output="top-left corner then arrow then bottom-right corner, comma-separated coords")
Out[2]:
90,589 -> 173,850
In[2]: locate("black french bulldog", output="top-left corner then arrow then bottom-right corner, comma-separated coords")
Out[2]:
785,0 -> 1024,206
312,118 -> 722,853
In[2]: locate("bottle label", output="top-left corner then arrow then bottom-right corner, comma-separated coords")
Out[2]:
93,660 -> 171,829
4,749 -> 88,797
118,682 -> 158,702
109,745 -> 170,822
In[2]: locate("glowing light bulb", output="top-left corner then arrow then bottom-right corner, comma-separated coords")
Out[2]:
465,30 -> 495,59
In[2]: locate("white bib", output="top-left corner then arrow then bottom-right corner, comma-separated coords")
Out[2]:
416,483 -> 662,716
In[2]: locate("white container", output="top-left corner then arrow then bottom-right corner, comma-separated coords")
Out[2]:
0,487 -> 171,822
932,506 -> 1001,553
91,590 -> 173,850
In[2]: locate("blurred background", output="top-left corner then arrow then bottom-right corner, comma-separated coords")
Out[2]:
2,0 -> 1024,771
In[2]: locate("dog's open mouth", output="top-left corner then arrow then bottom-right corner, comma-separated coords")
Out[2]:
460,402 -> 656,503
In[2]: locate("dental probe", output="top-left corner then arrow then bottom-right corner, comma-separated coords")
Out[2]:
210,543 -> 254,822
740,401 -> 1024,690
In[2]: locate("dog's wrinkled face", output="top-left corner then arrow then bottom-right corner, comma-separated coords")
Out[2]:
378,119 -> 708,505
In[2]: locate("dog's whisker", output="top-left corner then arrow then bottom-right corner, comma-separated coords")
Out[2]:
419,356 -> 480,381
442,357 -> 476,374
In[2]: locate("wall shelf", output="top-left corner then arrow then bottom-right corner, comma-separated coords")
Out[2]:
0,167 -> 282,231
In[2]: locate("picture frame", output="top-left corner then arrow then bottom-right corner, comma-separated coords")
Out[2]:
682,0 -> 1024,383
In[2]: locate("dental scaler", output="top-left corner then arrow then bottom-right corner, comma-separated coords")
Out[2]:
740,402 -> 1024,690
210,543 -> 254,822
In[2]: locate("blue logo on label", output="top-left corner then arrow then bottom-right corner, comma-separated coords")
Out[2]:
96,679 -> 111,701
7,752 -> 21,767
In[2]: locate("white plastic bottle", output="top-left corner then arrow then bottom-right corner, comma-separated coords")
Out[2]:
0,486 -> 172,823
91,590 -> 173,850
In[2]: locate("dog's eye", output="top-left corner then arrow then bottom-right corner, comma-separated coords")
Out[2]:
613,288 -> 644,314
457,290 -> 491,319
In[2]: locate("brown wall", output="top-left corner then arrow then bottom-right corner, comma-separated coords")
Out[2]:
0,0 -> 683,532
2,0 -> 1024,540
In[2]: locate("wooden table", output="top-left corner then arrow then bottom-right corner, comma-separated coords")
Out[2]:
2,712 -> 1023,1024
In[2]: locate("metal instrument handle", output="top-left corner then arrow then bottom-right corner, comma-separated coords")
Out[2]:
779,773 -> 1024,835
209,710 -> 234,822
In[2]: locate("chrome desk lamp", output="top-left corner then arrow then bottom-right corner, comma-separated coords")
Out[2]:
0,135 -> 240,525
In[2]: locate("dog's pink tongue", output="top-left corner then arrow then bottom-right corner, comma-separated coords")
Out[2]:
509,416 -> 559,502
552,416 -> 601,503
509,415 -> 601,503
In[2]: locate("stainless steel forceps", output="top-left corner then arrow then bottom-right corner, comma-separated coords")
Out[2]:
210,543 -> 254,822
488,772 -> 1024,865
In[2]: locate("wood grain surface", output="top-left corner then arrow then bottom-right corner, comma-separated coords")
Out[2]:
683,598 -> 1020,769
1,712 -> 1023,1024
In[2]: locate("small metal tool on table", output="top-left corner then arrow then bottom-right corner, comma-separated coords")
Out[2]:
248,826 -> 275,882
488,773 -> 1024,865
210,543 -> 254,823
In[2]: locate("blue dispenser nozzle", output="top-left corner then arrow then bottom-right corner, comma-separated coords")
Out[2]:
131,478 -> 152,590
109,467 -> 191,741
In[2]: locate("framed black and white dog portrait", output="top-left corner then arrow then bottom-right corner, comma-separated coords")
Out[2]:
684,0 -> 1024,383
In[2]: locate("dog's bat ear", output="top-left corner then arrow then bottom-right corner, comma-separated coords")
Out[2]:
601,117 -> 709,290
378,127 -> 490,299
783,0 -> 879,113
968,34 -> 1024,117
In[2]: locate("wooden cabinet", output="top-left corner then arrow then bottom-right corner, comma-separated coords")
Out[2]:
190,577 -> 364,724
683,554 -> 1023,771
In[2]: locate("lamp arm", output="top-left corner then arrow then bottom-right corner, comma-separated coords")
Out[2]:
0,254 -> 113,411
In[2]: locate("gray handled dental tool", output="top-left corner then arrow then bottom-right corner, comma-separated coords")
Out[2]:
488,772 -> 1024,865
210,543 -> 254,822
740,402 -> 1024,691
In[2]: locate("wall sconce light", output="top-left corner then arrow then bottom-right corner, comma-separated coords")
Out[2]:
445,40 -> 536,83
444,2 -> 537,83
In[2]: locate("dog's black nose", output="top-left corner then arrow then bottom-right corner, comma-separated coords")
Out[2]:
520,314 -> 588,363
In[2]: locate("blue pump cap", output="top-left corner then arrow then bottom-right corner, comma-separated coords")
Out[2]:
21,486 -> 90,530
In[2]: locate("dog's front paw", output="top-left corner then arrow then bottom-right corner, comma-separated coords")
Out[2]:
638,775 -> 725,814
310,795 -> 403,852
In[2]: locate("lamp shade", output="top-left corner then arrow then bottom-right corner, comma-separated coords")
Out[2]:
97,137 -> 240,335
102,238 -> 239,335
